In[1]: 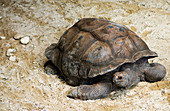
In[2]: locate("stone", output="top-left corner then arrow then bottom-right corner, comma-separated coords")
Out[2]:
20,36 -> 30,44
6,49 -> 16,57
0,36 -> 6,39
9,56 -> 16,61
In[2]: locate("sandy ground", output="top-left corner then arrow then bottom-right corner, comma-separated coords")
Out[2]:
0,0 -> 170,110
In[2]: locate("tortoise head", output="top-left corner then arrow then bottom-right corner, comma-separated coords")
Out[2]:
113,68 -> 140,88
113,71 -> 129,88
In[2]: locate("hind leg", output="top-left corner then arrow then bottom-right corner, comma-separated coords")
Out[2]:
44,61 -> 81,86
143,63 -> 166,82
44,43 -> 60,75
44,61 -> 59,75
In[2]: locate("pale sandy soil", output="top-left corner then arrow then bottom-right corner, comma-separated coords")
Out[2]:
0,0 -> 170,111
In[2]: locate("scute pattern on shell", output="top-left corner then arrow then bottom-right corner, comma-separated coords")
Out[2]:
56,18 -> 157,78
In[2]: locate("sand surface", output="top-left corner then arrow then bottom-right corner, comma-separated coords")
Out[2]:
0,0 -> 170,110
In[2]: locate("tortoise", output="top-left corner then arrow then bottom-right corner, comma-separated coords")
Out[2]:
44,18 -> 166,100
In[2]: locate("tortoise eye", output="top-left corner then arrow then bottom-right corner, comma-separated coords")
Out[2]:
118,76 -> 123,80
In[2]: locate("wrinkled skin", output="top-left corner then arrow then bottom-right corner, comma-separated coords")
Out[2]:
112,58 -> 166,89
67,82 -> 112,100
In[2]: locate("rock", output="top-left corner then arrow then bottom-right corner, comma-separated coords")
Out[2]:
6,43 -> 11,47
0,36 -> 6,39
20,36 -> 30,44
9,56 -> 16,61
6,49 -> 16,57
13,34 -> 25,40
0,74 -> 8,80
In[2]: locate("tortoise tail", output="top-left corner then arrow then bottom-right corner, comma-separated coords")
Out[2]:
45,43 -> 59,65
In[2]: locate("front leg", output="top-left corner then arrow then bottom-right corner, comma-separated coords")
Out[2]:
143,63 -> 166,82
67,82 -> 112,100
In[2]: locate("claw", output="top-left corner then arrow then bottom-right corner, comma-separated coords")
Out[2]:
67,88 -> 78,99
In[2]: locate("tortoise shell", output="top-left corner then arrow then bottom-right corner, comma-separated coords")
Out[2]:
51,18 -> 157,79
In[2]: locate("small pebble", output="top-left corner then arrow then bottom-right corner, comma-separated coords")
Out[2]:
6,49 -> 16,57
9,56 -> 16,61
126,90 -> 137,96
13,34 -> 24,40
0,36 -> 6,40
31,45 -> 34,48
6,43 -> 11,47
0,74 -> 8,80
20,36 -> 30,44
